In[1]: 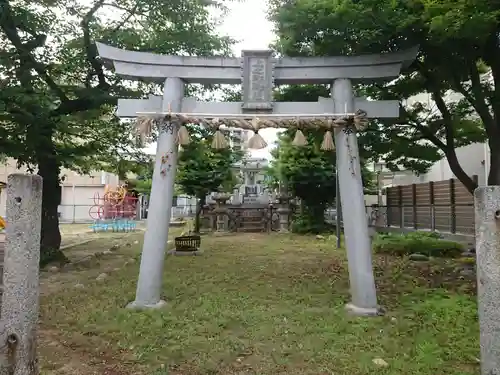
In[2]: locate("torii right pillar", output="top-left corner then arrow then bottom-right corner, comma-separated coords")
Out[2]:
333,79 -> 378,315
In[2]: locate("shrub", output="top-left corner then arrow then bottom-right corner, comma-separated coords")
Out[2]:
372,231 -> 464,258
290,210 -> 332,234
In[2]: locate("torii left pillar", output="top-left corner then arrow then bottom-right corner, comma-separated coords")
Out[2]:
127,77 -> 184,309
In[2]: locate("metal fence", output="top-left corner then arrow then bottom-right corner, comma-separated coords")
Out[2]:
325,203 -> 474,236
170,204 -> 196,219
58,201 -> 472,236
57,203 -> 197,223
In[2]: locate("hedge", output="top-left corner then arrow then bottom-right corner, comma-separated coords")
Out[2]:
372,231 -> 464,258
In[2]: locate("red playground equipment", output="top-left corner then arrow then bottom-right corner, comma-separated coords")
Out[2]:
89,184 -> 138,220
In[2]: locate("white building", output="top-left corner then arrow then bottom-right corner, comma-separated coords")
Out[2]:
0,158 -> 120,223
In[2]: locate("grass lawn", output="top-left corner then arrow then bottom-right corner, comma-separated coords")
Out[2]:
39,232 -> 480,375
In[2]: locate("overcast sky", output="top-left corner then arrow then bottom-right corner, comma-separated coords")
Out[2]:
219,0 -> 279,159
146,0 -> 279,158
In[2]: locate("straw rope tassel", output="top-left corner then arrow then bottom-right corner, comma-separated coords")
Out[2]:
247,117 -> 268,149
211,118 -> 228,149
135,116 -> 154,145
353,109 -> 369,131
176,124 -> 191,145
321,130 -> 335,151
320,119 -> 335,151
292,125 -> 307,147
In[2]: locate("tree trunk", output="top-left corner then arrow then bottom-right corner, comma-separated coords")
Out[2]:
37,156 -> 68,266
488,139 -> 500,186
194,195 -> 206,234
444,150 -> 478,195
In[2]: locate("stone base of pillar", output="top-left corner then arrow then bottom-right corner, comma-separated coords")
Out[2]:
345,303 -> 383,317
167,249 -> 203,256
126,299 -> 168,310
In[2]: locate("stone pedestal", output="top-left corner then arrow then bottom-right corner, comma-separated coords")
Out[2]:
474,186 -> 500,375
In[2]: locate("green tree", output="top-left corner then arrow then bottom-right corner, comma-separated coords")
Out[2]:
0,0 -> 233,263
176,125 -> 243,233
267,85 -> 376,233
269,130 -> 336,233
269,0 -> 497,193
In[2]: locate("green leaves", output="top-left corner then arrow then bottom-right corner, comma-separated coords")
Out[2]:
0,0 -> 235,254
0,0 -> 234,175
176,125 -> 243,198
269,0 -> 499,191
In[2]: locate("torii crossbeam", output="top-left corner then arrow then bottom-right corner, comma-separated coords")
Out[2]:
97,43 -> 417,315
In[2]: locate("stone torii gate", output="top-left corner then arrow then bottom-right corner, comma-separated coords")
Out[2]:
97,43 -> 417,315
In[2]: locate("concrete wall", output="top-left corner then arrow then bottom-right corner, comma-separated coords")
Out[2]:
59,185 -> 109,223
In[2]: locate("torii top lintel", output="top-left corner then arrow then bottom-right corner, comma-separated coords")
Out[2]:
96,43 -> 418,86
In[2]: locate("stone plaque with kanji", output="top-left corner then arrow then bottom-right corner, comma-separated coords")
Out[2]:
241,50 -> 274,111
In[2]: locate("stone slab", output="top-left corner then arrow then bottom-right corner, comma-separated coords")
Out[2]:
241,50 -> 274,111
126,299 -> 167,310
97,42 -> 418,85
167,249 -> 203,256
118,96 -> 399,119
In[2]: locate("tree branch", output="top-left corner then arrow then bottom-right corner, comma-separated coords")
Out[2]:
399,104 -> 446,149
467,63 -> 496,132
50,93 -> 117,117
81,0 -> 109,90
0,0 -> 69,101
401,102 -> 477,193
448,59 -> 497,138
109,1 -> 140,35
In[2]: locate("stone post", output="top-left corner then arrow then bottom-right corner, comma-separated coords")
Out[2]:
474,186 -> 500,375
277,195 -> 291,233
0,174 -> 43,375
216,213 -> 225,231
333,79 -> 379,316
232,188 -> 241,205
277,207 -> 290,232
260,189 -> 270,204
214,196 -> 229,232
128,77 -> 184,309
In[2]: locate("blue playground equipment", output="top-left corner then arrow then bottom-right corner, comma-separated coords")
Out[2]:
90,219 -> 137,232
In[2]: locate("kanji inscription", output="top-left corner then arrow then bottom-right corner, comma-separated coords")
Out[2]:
241,50 -> 274,111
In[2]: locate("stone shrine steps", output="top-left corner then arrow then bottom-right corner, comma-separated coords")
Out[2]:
238,214 -> 267,232
238,222 -> 266,232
